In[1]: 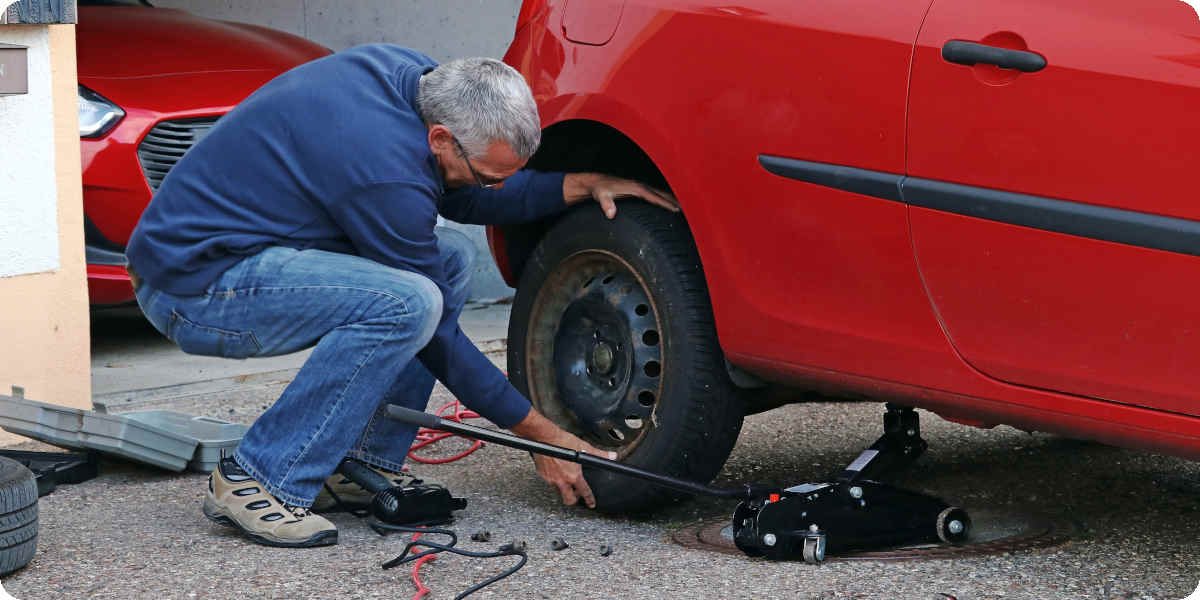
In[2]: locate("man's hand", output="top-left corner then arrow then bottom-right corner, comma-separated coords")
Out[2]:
563,172 -> 679,219
531,432 -> 613,508
510,407 -> 616,508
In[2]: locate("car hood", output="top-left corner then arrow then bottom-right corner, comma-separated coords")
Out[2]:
77,6 -> 330,79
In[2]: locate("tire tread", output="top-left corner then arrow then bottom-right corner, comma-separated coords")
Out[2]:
0,457 -> 39,575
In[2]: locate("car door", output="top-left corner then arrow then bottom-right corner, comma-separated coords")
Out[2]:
906,0 -> 1200,415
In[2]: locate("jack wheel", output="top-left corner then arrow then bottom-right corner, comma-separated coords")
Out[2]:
936,507 -> 971,545
802,534 -> 827,564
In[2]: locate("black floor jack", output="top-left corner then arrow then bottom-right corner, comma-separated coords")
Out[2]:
374,402 -> 970,564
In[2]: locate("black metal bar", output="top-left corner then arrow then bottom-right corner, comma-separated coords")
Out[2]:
836,404 -> 927,484
385,405 -> 761,500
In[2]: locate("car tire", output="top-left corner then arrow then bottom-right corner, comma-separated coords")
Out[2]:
508,201 -> 744,513
0,457 -> 38,576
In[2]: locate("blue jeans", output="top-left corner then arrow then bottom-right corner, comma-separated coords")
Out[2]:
134,228 -> 475,507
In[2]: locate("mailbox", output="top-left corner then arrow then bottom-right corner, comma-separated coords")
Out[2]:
0,43 -> 27,96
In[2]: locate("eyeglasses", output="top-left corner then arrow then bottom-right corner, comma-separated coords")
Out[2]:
452,136 -> 505,189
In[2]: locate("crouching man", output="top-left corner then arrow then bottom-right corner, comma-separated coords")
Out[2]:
125,44 -> 676,547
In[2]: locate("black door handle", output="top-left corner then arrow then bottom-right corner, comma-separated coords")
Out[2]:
942,40 -> 1046,73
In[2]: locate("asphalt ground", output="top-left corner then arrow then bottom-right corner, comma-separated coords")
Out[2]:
3,314 -> 1199,599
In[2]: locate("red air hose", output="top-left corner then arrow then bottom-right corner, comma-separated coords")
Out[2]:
409,531 -> 437,600
405,396 -> 489,598
407,399 -> 485,464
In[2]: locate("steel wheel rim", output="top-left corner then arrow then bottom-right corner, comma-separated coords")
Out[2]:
526,251 -> 664,454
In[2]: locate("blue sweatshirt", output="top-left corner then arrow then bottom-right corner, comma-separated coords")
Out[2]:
126,44 -> 566,428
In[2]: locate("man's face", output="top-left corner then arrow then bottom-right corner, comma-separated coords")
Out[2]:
428,124 -> 526,190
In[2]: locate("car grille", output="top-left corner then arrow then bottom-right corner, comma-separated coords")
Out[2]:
137,117 -> 220,192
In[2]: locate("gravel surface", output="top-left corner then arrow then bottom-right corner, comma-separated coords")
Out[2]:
3,380 -> 1198,599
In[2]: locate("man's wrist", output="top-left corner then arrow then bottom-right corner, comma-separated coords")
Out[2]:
510,407 -> 564,445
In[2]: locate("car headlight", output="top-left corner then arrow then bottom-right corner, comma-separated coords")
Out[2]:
78,85 -> 125,138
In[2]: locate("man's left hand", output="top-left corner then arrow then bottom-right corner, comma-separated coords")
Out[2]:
563,173 -> 679,219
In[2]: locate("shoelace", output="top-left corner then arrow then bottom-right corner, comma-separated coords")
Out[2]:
282,502 -> 313,520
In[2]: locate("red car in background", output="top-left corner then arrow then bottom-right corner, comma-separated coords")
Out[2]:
492,0 -> 1200,511
79,1 -> 329,306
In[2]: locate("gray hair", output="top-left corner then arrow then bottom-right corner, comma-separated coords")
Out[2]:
417,57 -> 541,160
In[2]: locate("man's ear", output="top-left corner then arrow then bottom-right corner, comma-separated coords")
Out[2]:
427,124 -> 454,154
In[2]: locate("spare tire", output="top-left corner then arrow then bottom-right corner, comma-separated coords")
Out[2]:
508,202 -> 744,513
0,457 -> 38,576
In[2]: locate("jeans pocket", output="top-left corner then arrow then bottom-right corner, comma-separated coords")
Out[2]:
167,310 -> 261,359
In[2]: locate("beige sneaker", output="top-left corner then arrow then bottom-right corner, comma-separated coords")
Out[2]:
311,461 -> 429,512
202,457 -> 337,548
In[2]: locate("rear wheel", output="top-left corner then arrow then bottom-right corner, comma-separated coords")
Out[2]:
508,202 -> 743,512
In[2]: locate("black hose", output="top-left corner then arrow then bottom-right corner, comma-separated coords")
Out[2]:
376,524 -> 527,600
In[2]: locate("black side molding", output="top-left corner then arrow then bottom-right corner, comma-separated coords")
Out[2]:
758,154 -> 1200,258
901,178 -> 1200,258
758,156 -> 903,203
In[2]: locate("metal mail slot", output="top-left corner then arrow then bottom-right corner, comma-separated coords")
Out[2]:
0,43 -> 28,96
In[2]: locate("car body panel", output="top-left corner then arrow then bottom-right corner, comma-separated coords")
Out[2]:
907,0 -> 1200,416
496,0 -> 1200,459
507,0 -> 964,388
78,5 -> 329,305
77,6 -> 324,78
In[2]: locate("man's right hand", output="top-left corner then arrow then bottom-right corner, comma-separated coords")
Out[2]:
510,407 -> 616,508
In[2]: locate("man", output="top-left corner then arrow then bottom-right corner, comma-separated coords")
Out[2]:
125,44 -> 677,548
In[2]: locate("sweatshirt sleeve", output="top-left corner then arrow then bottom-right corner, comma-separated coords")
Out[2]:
324,181 -> 532,428
438,169 -> 567,225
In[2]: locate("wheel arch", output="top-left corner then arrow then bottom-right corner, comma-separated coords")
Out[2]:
489,117 -> 690,287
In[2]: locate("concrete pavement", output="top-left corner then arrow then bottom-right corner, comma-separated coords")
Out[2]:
2,304 -> 1198,599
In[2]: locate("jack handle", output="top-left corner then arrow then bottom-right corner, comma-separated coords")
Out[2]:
386,404 -> 770,501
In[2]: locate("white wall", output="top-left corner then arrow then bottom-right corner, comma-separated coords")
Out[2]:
151,0 -> 527,300
0,26 -> 59,278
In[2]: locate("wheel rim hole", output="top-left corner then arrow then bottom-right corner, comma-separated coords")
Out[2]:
624,416 -> 643,430
644,361 -> 661,378
642,330 -> 659,346
583,277 -> 596,289
602,275 -> 615,285
635,304 -> 649,316
638,391 -> 656,407
608,428 -> 625,442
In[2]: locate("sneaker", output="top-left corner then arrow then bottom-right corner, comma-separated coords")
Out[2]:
202,457 -> 337,548
311,461 -> 429,513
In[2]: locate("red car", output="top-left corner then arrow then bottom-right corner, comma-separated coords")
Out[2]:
79,1 -> 329,306
492,0 -> 1200,511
